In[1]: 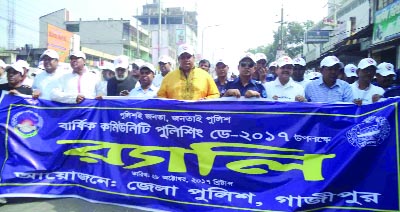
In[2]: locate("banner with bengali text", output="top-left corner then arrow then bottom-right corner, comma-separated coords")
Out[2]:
0,95 -> 399,212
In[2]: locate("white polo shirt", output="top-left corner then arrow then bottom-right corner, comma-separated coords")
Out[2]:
32,69 -> 63,100
264,78 -> 305,101
351,81 -> 385,105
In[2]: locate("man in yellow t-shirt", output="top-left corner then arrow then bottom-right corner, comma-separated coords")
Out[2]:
157,44 -> 220,100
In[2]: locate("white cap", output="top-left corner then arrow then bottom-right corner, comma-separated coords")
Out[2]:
177,44 -> 195,57
377,62 -> 396,76
357,58 -> 377,70
16,60 -> 30,70
320,56 -> 344,68
40,49 -> 59,60
276,56 -> 294,67
293,57 -> 306,66
344,64 -> 358,77
158,55 -> 173,64
215,57 -> 228,65
69,51 -> 86,60
140,62 -> 156,73
114,55 -> 129,69
0,59 -> 6,69
239,52 -> 256,63
269,61 -> 278,68
5,63 -> 25,75
255,53 -> 267,62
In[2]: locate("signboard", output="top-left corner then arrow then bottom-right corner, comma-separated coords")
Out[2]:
305,30 -> 330,43
373,0 -> 400,44
0,95 -> 399,212
176,28 -> 185,45
47,24 -> 73,62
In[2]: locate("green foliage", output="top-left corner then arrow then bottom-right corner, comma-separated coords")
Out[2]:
248,20 -> 315,62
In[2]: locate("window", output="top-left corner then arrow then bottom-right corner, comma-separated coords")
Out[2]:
66,24 -> 79,32
377,0 -> 394,10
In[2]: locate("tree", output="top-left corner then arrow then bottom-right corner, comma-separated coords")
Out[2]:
249,20 -> 314,62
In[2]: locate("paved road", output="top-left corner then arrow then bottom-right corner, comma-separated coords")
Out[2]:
0,198 -> 154,212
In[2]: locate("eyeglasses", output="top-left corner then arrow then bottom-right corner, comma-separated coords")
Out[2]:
240,62 -> 255,68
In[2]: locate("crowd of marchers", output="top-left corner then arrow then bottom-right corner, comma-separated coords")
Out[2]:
0,43 -> 399,105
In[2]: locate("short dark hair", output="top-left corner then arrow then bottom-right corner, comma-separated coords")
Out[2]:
199,59 -> 210,66
131,63 -> 139,70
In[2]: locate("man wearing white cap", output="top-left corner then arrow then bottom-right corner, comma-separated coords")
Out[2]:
376,62 -> 397,90
305,55 -> 353,103
157,43 -> 219,100
125,62 -> 158,98
153,55 -> 173,88
214,58 -> 230,97
292,57 -> 311,88
0,59 -> 7,84
0,63 -> 32,95
51,51 -> 102,103
31,49 -> 63,100
108,55 -> 137,96
343,64 -> 358,84
267,61 -> 278,82
15,60 -> 33,87
224,53 -> 266,98
253,53 -> 268,83
351,58 -> 384,105
264,56 -> 305,102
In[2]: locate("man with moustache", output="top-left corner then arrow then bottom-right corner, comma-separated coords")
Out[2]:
108,55 -> 137,96
0,62 -> 32,95
32,49 -> 63,100
305,56 -> 353,103
126,63 -> 159,98
51,51 -> 102,103
153,55 -> 173,88
214,58 -> 230,97
157,44 -> 219,100
264,56 -> 305,102
223,53 -> 266,98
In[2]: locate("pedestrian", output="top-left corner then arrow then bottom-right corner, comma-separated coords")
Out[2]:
51,51 -> 102,103
305,56 -> 353,103
16,60 -> 33,87
292,57 -> 311,88
267,61 -> 278,81
0,59 -> 7,84
376,62 -> 397,90
199,59 -> 211,72
107,55 -> 137,96
253,53 -> 268,83
223,53 -> 266,98
343,64 -> 358,84
214,58 -> 230,97
153,55 -> 173,88
0,63 -> 32,95
351,58 -> 384,105
126,63 -> 158,98
157,44 -> 220,100
264,56 -> 305,102
32,49 -> 63,100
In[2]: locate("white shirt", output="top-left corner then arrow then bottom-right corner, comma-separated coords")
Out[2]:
0,73 -> 7,84
293,78 -> 311,88
51,69 -> 102,103
97,80 -> 108,96
129,84 -> 159,98
351,81 -> 385,105
264,78 -> 305,101
153,73 -> 164,88
32,69 -> 63,100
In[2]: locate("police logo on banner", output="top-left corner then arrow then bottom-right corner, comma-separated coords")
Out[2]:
346,116 -> 390,148
11,110 -> 43,138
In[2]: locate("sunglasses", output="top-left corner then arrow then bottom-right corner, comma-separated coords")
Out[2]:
240,62 -> 255,68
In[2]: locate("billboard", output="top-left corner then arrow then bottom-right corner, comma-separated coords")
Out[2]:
176,28 -> 185,45
47,24 -> 73,62
305,30 -> 330,43
373,0 -> 400,44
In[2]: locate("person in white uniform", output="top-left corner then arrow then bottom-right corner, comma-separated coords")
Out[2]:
351,58 -> 384,105
264,56 -> 306,102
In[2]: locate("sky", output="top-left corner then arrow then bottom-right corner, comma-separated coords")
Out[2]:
1,0 -> 328,65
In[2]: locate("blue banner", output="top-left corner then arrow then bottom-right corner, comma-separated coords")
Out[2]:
0,95 -> 399,211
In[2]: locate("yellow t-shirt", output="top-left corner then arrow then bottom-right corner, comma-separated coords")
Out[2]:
157,67 -> 220,100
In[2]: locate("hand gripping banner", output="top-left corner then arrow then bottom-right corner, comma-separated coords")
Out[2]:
0,95 -> 399,212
